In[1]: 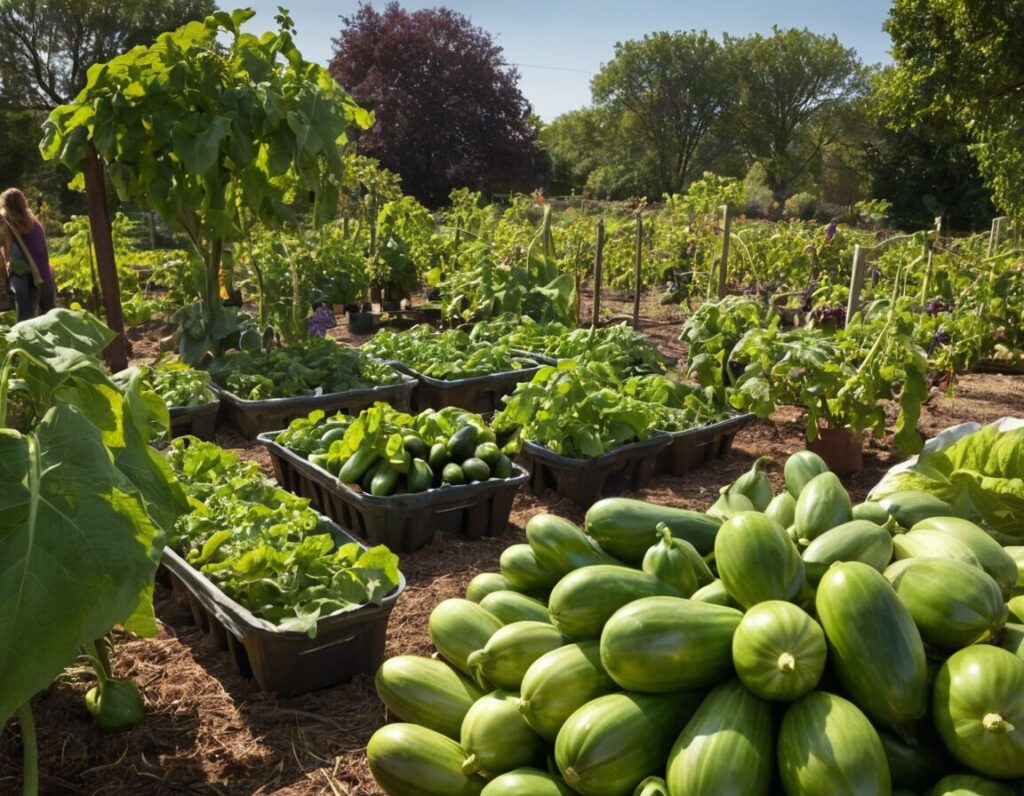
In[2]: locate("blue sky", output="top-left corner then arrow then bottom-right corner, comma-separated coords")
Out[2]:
242,1 -> 894,121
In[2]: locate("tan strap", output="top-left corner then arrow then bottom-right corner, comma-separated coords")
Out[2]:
1,212 -> 43,286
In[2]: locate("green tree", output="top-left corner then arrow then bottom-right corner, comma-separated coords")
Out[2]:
588,30 -> 736,197
42,9 -> 370,361
729,27 -> 868,199
878,0 -> 1024,217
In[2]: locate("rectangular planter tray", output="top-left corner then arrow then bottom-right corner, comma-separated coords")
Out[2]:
162,517 -> 405,698
258,432 -> 530,552
972,358 -> 1024,375
518,432 -> 671,509
168,399 -> 220,441
388,359 -> 543,415
655,412 -> 757,477
211,369 -> 416,439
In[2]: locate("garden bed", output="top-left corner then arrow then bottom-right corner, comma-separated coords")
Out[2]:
655,412 -> 758,476
390,360 -> 542,414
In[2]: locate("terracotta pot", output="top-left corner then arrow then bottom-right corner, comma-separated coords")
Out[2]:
807,426 -> 864,474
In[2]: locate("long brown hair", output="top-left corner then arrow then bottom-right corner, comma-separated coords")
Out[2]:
0,188 -> 38,234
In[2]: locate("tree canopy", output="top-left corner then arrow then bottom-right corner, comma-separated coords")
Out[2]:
329,2 -> 540,206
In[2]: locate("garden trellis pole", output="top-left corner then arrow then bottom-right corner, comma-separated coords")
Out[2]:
632,211 -> 643,327
988,216 -> 1007,256
593,219 -> 604,327
717,204 -> 731,298
845,244 -> 868,325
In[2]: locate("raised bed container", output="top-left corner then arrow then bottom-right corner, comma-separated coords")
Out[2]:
390,359 -> 543,415
162,518 -> 405,697
518,433 -> 671,508
259,432 -> 530,552
212,370 -> 415,439
168,399 -> 220,441
655,413 -> 757,477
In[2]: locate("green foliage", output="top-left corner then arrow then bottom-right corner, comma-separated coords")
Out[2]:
784,192 -> 820,220
137,358 -> 215,409
364,325 -> 537,380
166,437 -> 400,636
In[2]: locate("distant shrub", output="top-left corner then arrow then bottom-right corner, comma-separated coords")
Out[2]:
784,192 -> 819,220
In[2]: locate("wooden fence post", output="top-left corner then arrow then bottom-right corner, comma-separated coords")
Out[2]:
81,146 -> 128,372
592,219 -> 604,327
845,244 -> 868,325
988,215 -> 1007,256
632,212 -> 643,327
717,204 -> 731,298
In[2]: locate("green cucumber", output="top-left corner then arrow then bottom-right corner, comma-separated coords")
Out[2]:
478,590 -> 550,625
641,524 -> 714,596
428,598 -> 504,676
481,769 -> 573,796
448,425 -> 479,461
707,486 -> 756,521
367,723 -> 484,796
462,457 -> 490,481
666,680 -> 773,796
465,572 -> 512,602
793,471 -> 852,542
371,463 -> 399,496
885,557 -> 1007,649
815,562 -> 928,738
783,450 -> 830,497
730,456 -> 774,510
777,692 -> 890,795
374,655 -> 483,739
1000,622 -> 1024,660
442,462 -> 466,485
584,497 -> 721,563
876,489 -> 952,527
466,621 -> 563,691
599,595 -> 742,693
690,578 -> 738,607
499,544 -> 560,596
801,519 -> 894,584
731,600 -> 826,701
547,565 -> 680,641
526,513 -> 621,577
927,774 -> 1016,796
893,528 -> 982,568
851,500 -> 892,525
493,454 -> 514,479
403,434 -> 429,460
461,690 -> 543,779
632,778 -> 668,796
555,691 -> 701,796
518,641 -> 617,742
765,491 -> 797,528
714,511 -> 805,608
475,442 -> 501,467
407,458 -> 433,493
879,728 -> 950,791
428,441 -> 449,471
338,446 -> 378,484
911,516 -> 1019,599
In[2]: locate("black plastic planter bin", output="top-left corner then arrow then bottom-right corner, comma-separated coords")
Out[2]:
655,413 -> 757,477
162,518 -> 405,697
258,432 -> 529,552
389,360 -> 543,415
518,433 -> 671,508
211,371 -> 416,439
168,399 -> 220,441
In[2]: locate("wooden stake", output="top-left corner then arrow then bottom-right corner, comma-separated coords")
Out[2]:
592,219 -> 604,327
988,215 -> 1007,256
845,244 -> 868,325
81,146 -> 128,372
717,204 -> 731,298
632,212 -> 642,327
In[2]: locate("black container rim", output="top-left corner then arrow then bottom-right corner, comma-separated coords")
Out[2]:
210,366 -> 416,410
655,411 -> 757,439
258,430 -> 530,507
162,515 -> 405,640
521,430 -> 671,468
385,358 -> 543,389
168,397 -> 220,418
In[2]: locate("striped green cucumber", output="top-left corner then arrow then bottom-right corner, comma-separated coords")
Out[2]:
777,691 -> 890,795
765,491 -> 797,528
641,524 -> 713,596
876,489 -> 952,527
801,520 -> 894,584
526,513 -> 621,576
911,516 -> 1019,599
461,690 -> 543,779
406,458 -> 433,493
793,471 -> 852,542
465,572 -> 512,602
338,446 -> 378,484
1000,622 -> 1024,660
879,728 -> 950,791
731,600 -> 826,701
690,578 -> 738,607
666,680 -> 773,796
1006,545 -> 1024,591
547,565 -> 680,641
374,655 -> 484,739
932,645 -> 1024,779
466,621 -> 563,691
481,768 -> 573,796
478,590 -> 550,625
730,456 -> 774,510
500,544 -> 560,595
885,557 -> 1007,648
600,595 -> 741,693
927,774 -> 1017,796
584,497 -> 721,562
371,462 -> 399,496
367,723 -> 484,796
555,691 -> 701,796
815,562 -> 928,737
519,641 -> 617,742
851,500 -> 892,525
714,511 -> 805,608
631,778 -> 668,796
893,528 -> 982,568
428,599 -> 503,676
783,450 -> 830,497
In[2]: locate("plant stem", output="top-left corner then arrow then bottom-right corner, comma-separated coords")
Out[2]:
16,702 -> 38,796
0,348 -> 16,427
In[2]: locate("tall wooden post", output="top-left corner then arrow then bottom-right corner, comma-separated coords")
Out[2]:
81,146 -> 128,372
592,219 -> 604,327
717,204 -> 731,298
632,212 -> 643,327
988,216 -> 1007,256
845,244 -> 868,325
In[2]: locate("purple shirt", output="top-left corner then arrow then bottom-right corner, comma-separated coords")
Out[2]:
10,221 -> 52,280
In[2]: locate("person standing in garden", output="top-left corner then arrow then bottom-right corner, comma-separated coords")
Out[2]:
0,188 -> 56,321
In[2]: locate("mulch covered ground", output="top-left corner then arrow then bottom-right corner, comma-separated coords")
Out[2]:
4,296 -> 1024,795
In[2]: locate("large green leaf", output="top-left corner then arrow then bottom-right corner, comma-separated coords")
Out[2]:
0,405 -> 162,724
